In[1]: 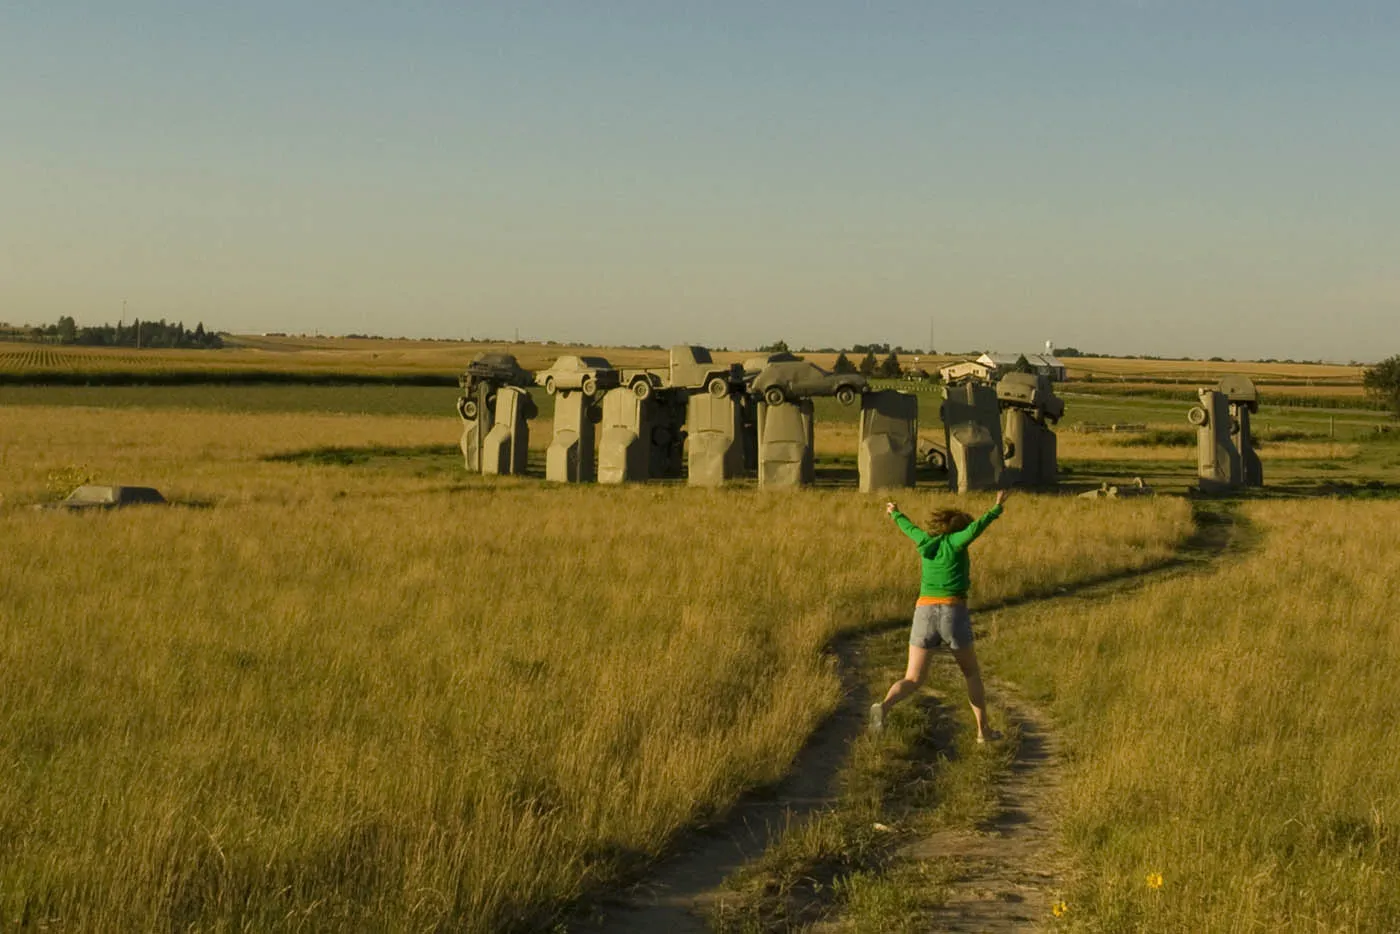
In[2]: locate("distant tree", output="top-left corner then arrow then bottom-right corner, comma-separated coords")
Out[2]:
1363,355 -> 1400,417
832,352 -> 857,375
852,342 -> 890,355
20,316 -> 223,349
758,339 -> 790,354
878,351 -> 901,378
1011,354 -> 1036,375
858,351 -> 878,377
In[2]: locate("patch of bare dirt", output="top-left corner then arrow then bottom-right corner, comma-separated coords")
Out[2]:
899,689 -> 1068,932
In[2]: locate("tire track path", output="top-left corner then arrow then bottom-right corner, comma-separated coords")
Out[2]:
884,500 -> 1247,933
577,501 -> 1245,933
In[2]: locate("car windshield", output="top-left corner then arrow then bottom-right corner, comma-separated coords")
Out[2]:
579,356 -> 611,368
688,346 -> 713,363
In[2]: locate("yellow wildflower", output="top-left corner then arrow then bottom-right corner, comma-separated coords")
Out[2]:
1146,871 -> 1164,890
1051,899 -> 1069,918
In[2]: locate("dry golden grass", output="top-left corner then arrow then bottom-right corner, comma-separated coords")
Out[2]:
1066,379 -> 1367,397
1054,432 -> 1360,463
0,403 -> 1192,931
989,500 -> 1400,932
1065,356 -> 1363,384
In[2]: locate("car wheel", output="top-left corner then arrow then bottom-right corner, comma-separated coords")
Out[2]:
544,376 -> 557,396
581,376 -> 598,397
631,378 -> 652,401
706,377 -> 728,399
835,386 -> 857,406
763,386 -> 786,407
1186,405 -> 1208,427
461,399 -> 479,420
927,449 -> 946,471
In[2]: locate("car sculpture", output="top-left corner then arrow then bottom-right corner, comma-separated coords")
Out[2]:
741,352 -> 801,383
917,437 -> 949,472
624,345 -> 745,401
750,359 -> 867,406
456,352 -> 534,420
535,355 -> 620,397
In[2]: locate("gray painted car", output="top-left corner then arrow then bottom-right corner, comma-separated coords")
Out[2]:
456,352 -> 534,420
535,355 -> 620,397
750,360 -> 867,406
458,352 -> 534,391
624,345 -> 746,400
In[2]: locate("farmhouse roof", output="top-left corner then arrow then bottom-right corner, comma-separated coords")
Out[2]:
977,351 -> 1064,370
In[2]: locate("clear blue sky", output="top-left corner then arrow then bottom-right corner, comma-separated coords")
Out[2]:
3,2 -> 1397,361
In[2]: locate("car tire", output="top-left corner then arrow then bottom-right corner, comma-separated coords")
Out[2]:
581,376 -> 598,397
461,399 -> 479,420
835,386 -> 857,406
763,386 -> 786,407
1187,405 -> 1208,427
927,449 -> 946,471
632,378 -> 652,401
544,376 -> 557,396
706,377 -> 728,399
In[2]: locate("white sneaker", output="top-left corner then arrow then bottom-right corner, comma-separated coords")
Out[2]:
869,703 -> 884,733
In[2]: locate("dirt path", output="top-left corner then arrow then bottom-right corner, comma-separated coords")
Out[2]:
871,502 -> 1245,933
574,502 -> 1244,933
572,638 -> 872,934
895,689 -> 1067,933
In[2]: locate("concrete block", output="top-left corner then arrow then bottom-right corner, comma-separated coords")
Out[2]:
858,390 -> 917,492
598,388 -> 652,484
481,386 -> 536,476
757,399 -> 814,489
686,393 -> 745,487
546,390 -> 596,483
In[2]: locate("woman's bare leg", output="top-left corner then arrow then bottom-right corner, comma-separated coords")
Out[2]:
951,645 -> 999,741
881,644 -> 931,713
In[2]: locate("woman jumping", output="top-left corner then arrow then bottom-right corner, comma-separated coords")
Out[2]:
871,489 -> 1012,742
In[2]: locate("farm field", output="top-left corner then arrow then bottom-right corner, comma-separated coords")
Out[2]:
0,335 -> 1376,400
2,347 -> 1398,931
982,497 -> 1400,931
0,403 -> 1190,932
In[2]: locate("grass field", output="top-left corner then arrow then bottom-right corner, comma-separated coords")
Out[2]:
0,336 -> 1378,405
2,341 -> 1397,932
0,403 -> 1192,931
986,499 -> 1400,931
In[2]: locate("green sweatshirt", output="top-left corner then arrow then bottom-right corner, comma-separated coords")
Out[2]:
891,504 -> 1002,598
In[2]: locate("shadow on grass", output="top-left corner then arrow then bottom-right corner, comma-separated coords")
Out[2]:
263,443 -> 460,466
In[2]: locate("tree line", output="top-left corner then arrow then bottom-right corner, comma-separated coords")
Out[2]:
21,316 -> 224,349
1364,355 -> 1400,418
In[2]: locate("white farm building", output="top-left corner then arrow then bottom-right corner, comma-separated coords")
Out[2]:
939,352 -> 1066,384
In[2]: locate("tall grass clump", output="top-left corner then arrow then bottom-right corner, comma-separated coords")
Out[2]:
991,501 -> 1400,932
0,404 -> 1192,931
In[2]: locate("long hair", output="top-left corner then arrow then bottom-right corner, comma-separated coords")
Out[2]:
926,507 -> 973,536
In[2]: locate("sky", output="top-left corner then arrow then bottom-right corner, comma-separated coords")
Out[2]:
2,2 -> 1397,362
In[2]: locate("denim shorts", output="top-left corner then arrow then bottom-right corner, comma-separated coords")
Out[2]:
910,602 -> 974,650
